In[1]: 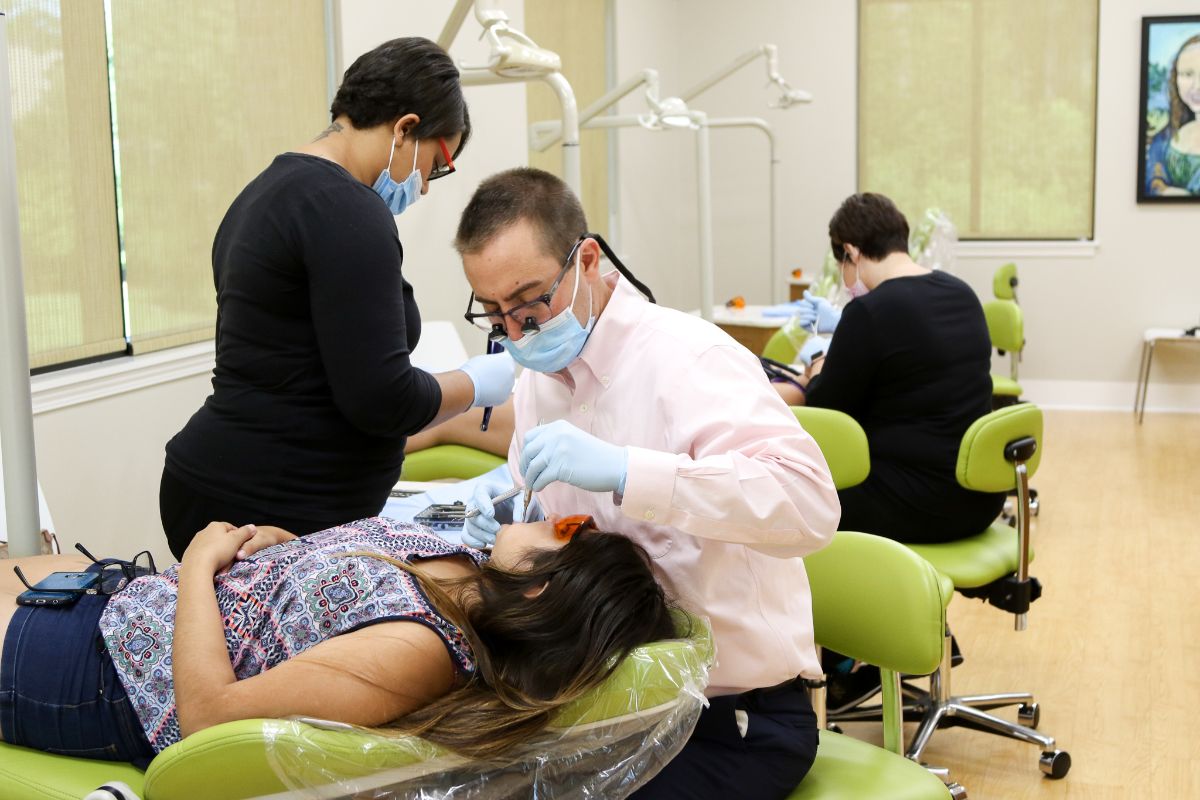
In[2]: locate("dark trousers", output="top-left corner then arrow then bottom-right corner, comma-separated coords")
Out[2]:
631,681 -> 818,800
159,468 -> 345,560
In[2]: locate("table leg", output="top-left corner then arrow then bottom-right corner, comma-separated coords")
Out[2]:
1137,341 -> 1156,424
1134,340 -> 1150,419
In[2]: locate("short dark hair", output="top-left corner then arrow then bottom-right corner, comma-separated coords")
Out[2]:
331,37 -> 471,157
455,168 -> 587,259
828,192 -> 910,261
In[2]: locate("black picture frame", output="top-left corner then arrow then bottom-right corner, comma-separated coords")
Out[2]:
1137,15 -> 1200,202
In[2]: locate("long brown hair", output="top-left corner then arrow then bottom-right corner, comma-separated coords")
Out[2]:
1169,35 -> 1200,137
353,529 -> 677,759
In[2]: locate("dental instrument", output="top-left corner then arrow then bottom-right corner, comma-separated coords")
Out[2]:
463,484 -> 524,519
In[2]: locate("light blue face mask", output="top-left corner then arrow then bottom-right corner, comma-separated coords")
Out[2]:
372,137 -> 421,215
502,250 -> 596,373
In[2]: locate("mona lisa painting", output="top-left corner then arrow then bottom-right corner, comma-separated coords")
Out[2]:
1138,15 -> 1200,201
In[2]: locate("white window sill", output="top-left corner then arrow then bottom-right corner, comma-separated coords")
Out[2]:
955,240 -> 1098,259
31,341 -> 215,415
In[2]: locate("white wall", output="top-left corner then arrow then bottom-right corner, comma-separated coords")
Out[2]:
612,0 -> 1200,411
612,0 -> 857,315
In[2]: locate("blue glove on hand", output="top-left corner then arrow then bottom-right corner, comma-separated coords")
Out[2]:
794,290 -> 842,334
458,350 -> 516,408
520,420 -> 629,493
797,335 -> 831,367
462,479 -> 518,549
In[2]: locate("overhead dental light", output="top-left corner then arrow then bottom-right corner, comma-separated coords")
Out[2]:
478,22 -> 561,77
453,1 -> 562,78
771,81 -> 813,109
639,96 -> 696,130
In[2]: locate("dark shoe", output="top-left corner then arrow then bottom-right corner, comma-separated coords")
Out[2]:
826,663 -> 882,714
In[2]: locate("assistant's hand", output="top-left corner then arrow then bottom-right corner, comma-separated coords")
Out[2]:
462,479 -> 517,549
182,522 -> 258,575
458,350 -> 516,408
520,420 -> 628,493
794,290 -> 842,334
797,335 -> 831,367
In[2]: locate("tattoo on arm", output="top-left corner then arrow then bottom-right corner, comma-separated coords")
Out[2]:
314,121 -> 344,141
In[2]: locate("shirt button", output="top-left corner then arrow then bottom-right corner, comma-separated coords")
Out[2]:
644,509 -> 656,521
579,403 -> 589,413
601,376 -> 611,387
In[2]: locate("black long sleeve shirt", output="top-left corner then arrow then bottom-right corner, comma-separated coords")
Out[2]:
806,271 -> 1004,539
165,154 -> 441,521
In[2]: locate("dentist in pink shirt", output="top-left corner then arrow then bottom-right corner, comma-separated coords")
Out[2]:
457,168 -> 839,800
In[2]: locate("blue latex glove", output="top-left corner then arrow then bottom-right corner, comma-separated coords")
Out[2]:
458,350 -> 516,408
793,290 -> 842,334
462,478 -> 518,549
797,335 -> 831,367
520,420 -> 629,493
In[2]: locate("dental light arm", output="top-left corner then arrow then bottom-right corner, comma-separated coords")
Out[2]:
529,68 -> 667,151
679,44 -> 812,109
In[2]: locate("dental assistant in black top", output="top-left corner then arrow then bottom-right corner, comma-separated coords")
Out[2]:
783,193 -> 1005,545
160,38 -> 514,559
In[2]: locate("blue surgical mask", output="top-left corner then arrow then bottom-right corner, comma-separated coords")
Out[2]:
372,137 -> 421,215
502,251 -> 596,373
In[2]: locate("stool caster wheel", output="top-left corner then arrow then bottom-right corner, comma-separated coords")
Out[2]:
947,783 -> 968,800
1017,702 -> 1040,728
826,722 -> 843,734
1040,749 -> 1070,779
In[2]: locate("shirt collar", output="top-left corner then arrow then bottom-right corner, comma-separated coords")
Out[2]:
565,271 -> 648,384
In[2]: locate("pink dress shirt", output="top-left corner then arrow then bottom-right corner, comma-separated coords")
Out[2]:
508,273 -> 840,696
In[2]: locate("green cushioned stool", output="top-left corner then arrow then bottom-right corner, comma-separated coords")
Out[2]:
992,262 -> 1019,302
399,444 -> 505,482
789,530 -> 957,800
0,616 -> 712,799
825,404 -> 1068,779
899,404 -> 1068,778
983,299 -> 1024,407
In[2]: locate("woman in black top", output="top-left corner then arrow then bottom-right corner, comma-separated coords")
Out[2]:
787,193 -> 1004,544
161,38 -> 515,558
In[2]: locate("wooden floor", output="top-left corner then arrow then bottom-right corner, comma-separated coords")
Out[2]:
842,410 -> 1200,799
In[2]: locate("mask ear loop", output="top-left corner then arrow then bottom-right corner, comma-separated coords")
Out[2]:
385,135 -> 397,176
409,139 -> 420,179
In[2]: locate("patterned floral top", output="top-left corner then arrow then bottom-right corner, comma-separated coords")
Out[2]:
98,517 -> 484,752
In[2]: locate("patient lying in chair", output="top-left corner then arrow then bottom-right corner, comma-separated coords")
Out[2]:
0,516 -> 673,766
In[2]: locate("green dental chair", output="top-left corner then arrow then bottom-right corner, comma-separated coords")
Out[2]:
762,326 -> 801,364
802,403 -> 1069,779
399,444 -> 505,482
0,614 -> 713,799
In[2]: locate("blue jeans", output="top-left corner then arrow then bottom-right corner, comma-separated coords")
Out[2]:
0,579 -> 155,766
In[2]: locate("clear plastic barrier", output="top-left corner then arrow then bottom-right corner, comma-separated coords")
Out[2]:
264,616 -> 713,799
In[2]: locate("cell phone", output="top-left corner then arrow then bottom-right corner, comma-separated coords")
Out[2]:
414,502 -> 468,531
15,570 -> 98,608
